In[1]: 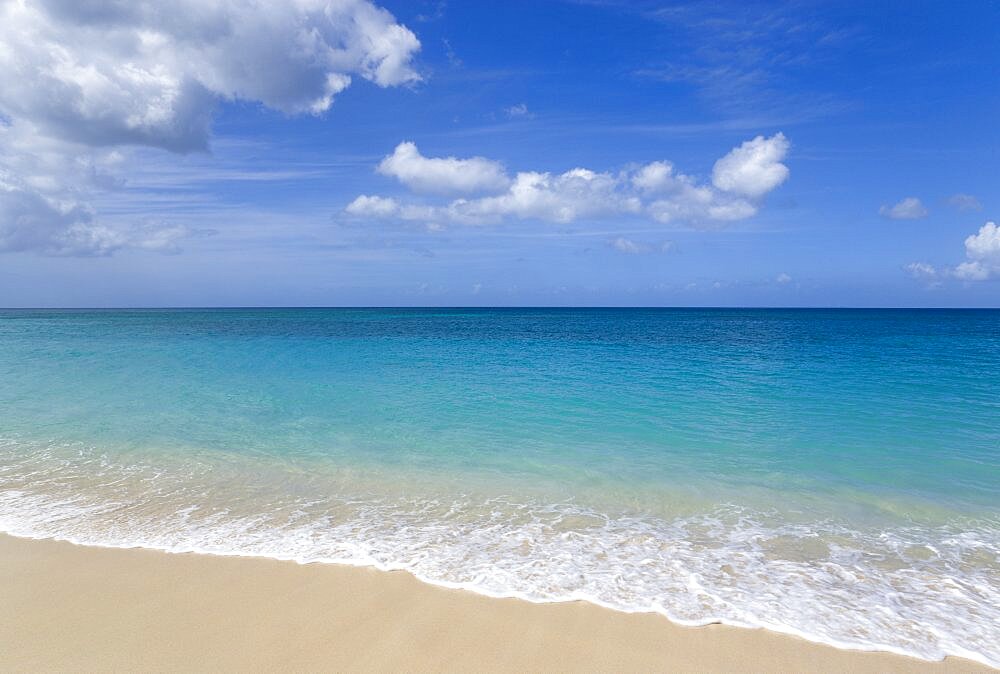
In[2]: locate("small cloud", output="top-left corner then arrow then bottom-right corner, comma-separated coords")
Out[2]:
345,195 -> 400,217
775,272 -> 792,284
711,132 -> 790,198
908,221 -> 1000,284
953,221 -> 1000,281
442,38 -> 462,67
418,2 -> 448,23
948,193 -> 982,212
471,282 -> 482,294
505,103 -> 532,119
905,262 -> 938,279
879,197 -> 927,220
377,141 -> 510,195
611,237 -> 647,254
609,237 -> 676,254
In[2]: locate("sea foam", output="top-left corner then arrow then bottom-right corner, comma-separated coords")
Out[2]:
1,439 -> 997,668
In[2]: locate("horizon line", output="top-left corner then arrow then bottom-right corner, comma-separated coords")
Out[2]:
3,305 -> 999,311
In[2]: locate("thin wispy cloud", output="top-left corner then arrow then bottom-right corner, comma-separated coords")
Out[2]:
948,193 -> 983,212
880,197 -> 928,220
631,1 -> 862,120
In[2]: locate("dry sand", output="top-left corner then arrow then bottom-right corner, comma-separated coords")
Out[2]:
0,534 -> 991,673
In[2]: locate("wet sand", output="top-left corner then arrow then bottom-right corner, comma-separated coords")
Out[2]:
0,534 -> 991,673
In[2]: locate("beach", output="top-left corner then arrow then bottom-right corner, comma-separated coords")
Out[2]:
2,309 -> 999,666
1,534 -> 992,673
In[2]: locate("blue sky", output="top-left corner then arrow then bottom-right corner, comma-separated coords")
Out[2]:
0,0 -> 997,307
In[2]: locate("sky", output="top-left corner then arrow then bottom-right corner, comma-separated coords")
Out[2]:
0,0 -> 998,308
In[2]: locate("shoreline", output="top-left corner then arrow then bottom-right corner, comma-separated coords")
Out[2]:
0,533 -> 992,672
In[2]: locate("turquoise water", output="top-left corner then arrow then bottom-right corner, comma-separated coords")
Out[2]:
0,308 -> 998,665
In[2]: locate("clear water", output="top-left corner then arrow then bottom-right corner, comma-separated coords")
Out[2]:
0,308 -> 997,665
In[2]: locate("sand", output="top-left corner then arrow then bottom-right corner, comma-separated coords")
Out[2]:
0,534 -> 991,673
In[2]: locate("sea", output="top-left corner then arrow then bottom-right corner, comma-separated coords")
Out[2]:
0,308 -> 997,666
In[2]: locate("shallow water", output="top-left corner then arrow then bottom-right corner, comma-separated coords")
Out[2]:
1,308 -> 997,665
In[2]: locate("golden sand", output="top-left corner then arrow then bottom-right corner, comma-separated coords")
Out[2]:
0,534 -> 991,673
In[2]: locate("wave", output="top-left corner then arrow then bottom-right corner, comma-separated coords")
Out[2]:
0,441 -> 998,667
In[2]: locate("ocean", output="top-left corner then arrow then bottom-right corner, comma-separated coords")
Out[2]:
0,308 -> 997,666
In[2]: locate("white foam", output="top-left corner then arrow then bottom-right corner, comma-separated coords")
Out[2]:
1,441 -> 998,668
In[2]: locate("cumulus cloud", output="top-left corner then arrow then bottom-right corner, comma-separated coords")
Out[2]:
906,222 -> 1000,284
953,221 -> 1000,281
711,132 -> 790,198
377,142 -> 510,195
948,193 -> 983,212
450,168 -> 639,223
347,133 -> 790,228
0,0 -> 421,256
0,0 -> 421,152
879,197 -> 928,220
776,272 -> 792,284
345,194 -> 401,217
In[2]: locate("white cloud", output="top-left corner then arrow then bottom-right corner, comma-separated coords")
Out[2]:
376,142 -> 510,195
348,133 -> 791,228
505,103 -> 531,118
345,194 -> 401,217
953,221 -> 1000,281
906,222 -> 1000,284
0,122 -> 193,255
948,193 -> 982,212
0,0 -> 421,256
905,262 -> 938,281
0,171 -> 191,256
609,237 -> 675,254
776,272 -> 792,284
610,237 -> 646,254
879,197 -> 928,220
0,0 -> 421,152
451,168 -> 639,223
711,132 -> 790,198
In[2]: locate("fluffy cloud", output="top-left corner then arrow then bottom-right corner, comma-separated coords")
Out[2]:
0,0 -> 421,152
953,221 -> 1000,281
879,197 -> 928,220
776,272 -> 792,284
451,168 -> 639,223
347,133 -> 790,227
948,193 -> 983,212
345,194 -> 401,217
906,222 -> 1000,284
711,132 -> 790,198
377,142 -> 510,195
0,0 -> 421,255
